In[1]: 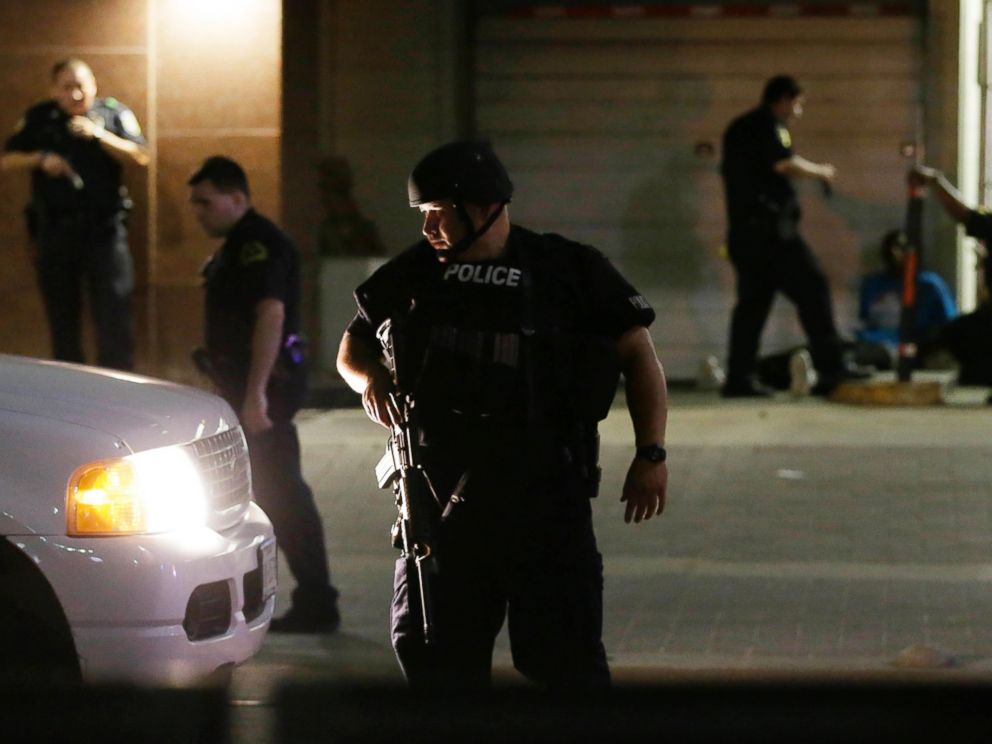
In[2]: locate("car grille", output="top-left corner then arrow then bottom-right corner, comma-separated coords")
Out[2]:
186,427 -> 252,526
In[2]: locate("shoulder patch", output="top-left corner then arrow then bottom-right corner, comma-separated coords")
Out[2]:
103,97 -> 119,109
629,294 -> 651,311
11,116 -> 24,134
776,125 -> 792,149
240,241 -> 269,266
119,109 -> 141,137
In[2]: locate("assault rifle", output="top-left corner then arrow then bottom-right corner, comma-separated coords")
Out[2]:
373,318 -> 441,645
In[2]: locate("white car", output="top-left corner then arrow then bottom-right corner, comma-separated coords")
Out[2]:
0,355 -> 276,685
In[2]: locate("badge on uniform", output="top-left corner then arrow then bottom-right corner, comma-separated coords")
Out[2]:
776,125 -> 792,149
240,241 -> 268,265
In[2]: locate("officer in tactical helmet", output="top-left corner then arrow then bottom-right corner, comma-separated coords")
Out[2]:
337,141 -> 669,690
1,58 -> 149,369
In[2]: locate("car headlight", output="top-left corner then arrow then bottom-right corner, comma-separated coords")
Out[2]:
66,446 -> 208,536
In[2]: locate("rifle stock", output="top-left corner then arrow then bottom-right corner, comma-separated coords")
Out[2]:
375,318 -> 441,645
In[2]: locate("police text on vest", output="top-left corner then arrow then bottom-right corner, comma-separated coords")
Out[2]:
443,264 -> 522,287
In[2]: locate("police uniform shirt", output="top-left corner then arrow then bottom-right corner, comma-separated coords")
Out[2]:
5,97 -> 146,216
965,209 -> 992,243
202,209 -> 302,368
348,225 -> 655,431
721,105 -> 797,226
965,209 -> 992,290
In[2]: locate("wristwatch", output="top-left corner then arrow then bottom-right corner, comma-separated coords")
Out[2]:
636,444 -> 667,463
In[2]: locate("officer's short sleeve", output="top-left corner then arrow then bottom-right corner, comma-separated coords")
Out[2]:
5,108 -> 40,153
964,209 -> 992,242
346,266 -> 398,347
759,120 -> 792,171
346,245 -> 426,346
108,103 -> 146,146
238,239 -> 291,307
345,285 -> 380,347
577,244 -> 655,338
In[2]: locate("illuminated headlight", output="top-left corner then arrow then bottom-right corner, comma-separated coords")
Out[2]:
66,446 -> 208,536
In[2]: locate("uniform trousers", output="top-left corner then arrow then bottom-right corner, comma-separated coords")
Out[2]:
35,210 -> 134,370
229,381 -> 338,616
390,458 -> 610,692
726,230 -> 843,386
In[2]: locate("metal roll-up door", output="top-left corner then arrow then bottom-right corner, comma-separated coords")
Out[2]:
475,5 -> 923,378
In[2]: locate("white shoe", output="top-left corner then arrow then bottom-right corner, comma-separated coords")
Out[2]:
788,349 -> 817,397
697,355 -> 726,391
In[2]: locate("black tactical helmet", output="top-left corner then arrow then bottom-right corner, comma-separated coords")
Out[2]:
408,141 -> 513,207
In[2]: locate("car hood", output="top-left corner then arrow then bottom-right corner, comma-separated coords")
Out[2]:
0,355 -> 237,453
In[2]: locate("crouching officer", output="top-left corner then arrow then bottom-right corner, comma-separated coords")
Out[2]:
189,156 -> 340,633
337,141 -> 669,690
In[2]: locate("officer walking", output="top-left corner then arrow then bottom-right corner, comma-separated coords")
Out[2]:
189,156 -> 340,633
1,58 -> 149,370
337,141 -> 669,689
720,74 -> 848,397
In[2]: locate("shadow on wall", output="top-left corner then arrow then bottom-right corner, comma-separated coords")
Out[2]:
615,75 -> 726,375
316,156 -> 389,374
618,73 -> 714,290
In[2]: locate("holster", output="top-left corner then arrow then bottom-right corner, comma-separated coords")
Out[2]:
561,422 -> 602,500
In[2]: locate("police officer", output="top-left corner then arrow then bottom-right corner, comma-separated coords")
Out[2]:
720,74 -> 846,396
910,165 -> 992,387
336,141 -> 669,690
1,58 -> 148,369
189,156 -> 340,633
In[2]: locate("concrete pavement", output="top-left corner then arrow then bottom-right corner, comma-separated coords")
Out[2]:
229,387 -> 992,740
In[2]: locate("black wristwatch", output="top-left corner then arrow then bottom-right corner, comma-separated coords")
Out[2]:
636,444 -> 667,463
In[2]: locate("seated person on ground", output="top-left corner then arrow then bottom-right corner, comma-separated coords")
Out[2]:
856,228 -> 957,367
749,229 -> 956,394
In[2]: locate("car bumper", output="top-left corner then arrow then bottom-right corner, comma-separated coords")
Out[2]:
14,503 -> 276,686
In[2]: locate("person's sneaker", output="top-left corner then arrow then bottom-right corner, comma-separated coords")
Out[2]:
788,349 -> 817,397
721,379 -> 774,398
696,355 -> 726,391
270,605 -> 340,634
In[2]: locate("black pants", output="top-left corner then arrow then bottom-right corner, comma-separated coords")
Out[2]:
390,464 -> 610,692
937,303 -> 992,385
35,210 -> 134,370
233,382 -> 337,616
726,230 -> 843,386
